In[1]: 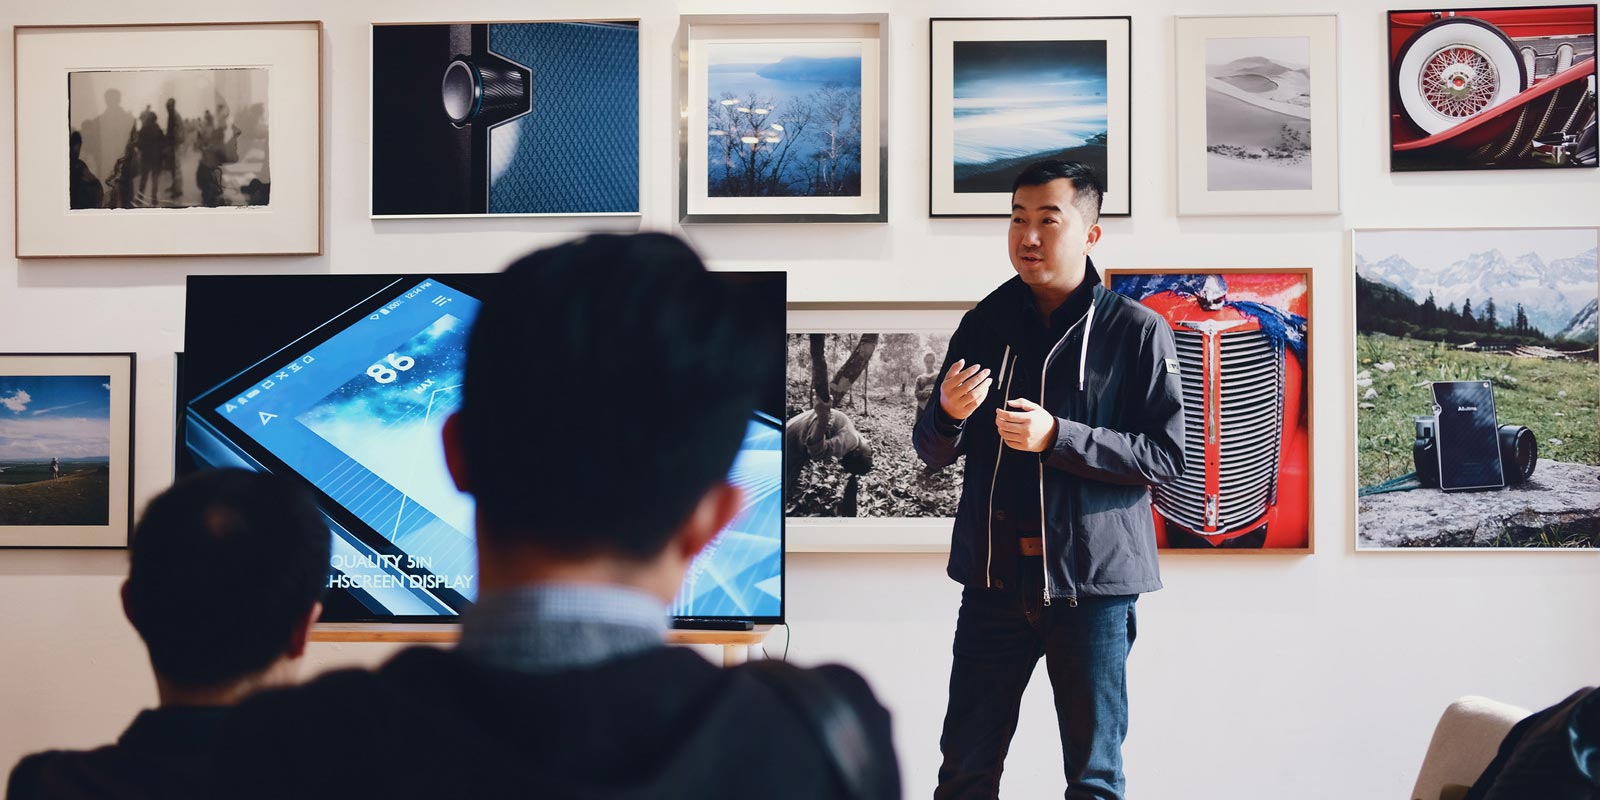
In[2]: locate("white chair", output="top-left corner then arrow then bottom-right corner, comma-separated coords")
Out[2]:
1411,696 -> 1531,800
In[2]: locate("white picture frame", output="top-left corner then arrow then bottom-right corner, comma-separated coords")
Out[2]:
1350,226 -> 1600,551
678,14 -> 888,224
1175,14 -> 1341,216
0,353 -> 135,548
786,303 -> 972,553
15,22 -> 322,258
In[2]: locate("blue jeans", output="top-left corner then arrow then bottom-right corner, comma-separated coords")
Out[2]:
934,563 -> 1137,800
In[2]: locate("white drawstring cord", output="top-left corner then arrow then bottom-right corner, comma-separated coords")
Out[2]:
1077,301 -> 1097,391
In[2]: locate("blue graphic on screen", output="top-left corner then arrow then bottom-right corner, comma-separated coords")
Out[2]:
673,414 -> 783,619
209,279 -> 480,614
199,276 -> 783,621
294,314 -> 475,588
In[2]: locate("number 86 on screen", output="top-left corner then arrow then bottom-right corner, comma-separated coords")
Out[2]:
367,353 -> 415,384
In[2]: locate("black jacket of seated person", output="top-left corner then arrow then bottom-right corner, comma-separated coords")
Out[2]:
209,644 -> 900,799
7,706 -> 229,800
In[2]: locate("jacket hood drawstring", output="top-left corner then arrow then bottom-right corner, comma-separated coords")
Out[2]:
1078,300 -> 1097,392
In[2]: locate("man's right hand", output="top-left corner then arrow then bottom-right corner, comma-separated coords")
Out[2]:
939,359 -> 992,421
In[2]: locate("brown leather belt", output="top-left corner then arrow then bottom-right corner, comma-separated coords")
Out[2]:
1018,536 -> 1044,557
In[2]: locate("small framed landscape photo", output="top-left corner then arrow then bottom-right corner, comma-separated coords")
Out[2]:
679,14 -> 888,223
929,16 -> 1131,217
14,22 -> 322,257
0,354 -> 135,548
1174,14 -> 1341,215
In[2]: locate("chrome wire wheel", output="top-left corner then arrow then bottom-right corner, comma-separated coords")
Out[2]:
1419,45 -> 1499,120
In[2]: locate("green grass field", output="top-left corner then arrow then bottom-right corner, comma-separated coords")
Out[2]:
0,466 -> 111,526
1356,333 -> 1600,487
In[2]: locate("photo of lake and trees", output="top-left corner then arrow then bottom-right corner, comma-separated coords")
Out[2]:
705,41 -> 863,198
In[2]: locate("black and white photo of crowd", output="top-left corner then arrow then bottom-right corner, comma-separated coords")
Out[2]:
67,68 -> 270,210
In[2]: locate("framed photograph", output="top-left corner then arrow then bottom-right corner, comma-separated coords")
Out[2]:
370,21 -> 640,217
1105,269 -> 1314,552
929,17 -> 1131,218
15,22 -> 321,258
1174,15 -> 1341,215
1387,5 -> 1597,171
1353,227 -> 1600,549
678,14 -> 887,223
785,303 -> 970,552
0,354 -> 135,548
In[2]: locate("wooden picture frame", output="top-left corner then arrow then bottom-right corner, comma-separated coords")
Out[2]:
15,21 -> 323,257
1104,268 -> 1315,554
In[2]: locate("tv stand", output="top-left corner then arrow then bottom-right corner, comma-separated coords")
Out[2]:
671,618 -> 755,632
312,623 -> 773,667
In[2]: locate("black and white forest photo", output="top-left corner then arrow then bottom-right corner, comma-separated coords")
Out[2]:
786,332 -> 961,519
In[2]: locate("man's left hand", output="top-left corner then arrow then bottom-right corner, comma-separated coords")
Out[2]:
996,398 -> 1057,453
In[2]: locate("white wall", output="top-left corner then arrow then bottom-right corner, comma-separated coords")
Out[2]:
2,0 -> 1597,798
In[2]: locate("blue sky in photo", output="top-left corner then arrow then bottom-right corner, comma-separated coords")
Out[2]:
952,40 -> 1108,166
707,41 -> 862,83
0,375 -> 112,460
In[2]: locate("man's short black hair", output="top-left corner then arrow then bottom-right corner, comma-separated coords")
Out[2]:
125,469 -> 329,687
1011,160 -> 1105,225
460,233 -> 778,560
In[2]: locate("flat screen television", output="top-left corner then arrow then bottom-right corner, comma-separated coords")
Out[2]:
179,273 -> 784,624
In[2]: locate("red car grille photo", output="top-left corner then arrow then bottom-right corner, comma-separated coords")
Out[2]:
1155,328 -> 1284,534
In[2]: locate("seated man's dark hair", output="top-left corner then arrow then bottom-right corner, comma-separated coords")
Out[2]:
459,232 -> 779,559
1011,159 -> 1105,226
125,469 -> 329,687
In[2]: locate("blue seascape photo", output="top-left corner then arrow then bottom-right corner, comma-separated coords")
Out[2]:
951,40 -> 1108,193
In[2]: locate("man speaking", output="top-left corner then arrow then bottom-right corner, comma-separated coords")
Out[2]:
913,160 -> 1186,800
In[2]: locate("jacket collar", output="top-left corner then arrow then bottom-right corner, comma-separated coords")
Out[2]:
982,256 -> 1106,338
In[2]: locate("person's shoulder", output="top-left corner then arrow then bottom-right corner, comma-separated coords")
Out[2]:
966,277 -> 1025,324
7,744 -> 124,800
226,647 -> 451,736
732,661 -> 900,798
7,749 -> 53,800
812,662 -> 889,720
1094,284 -> 1164,333
732,661 -> 890,730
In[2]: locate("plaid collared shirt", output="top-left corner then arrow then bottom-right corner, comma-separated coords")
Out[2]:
458,583 -> 669,674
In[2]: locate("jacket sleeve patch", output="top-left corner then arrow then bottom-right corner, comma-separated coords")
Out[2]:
1164,357 -> 1181,376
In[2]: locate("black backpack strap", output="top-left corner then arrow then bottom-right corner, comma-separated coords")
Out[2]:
743,660 -> 889,800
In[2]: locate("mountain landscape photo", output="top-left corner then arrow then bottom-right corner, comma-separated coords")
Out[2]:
1355,233 -> 1599,342
1353,229 -> 1600,548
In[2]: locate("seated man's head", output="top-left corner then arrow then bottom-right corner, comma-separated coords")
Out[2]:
445,233 -> 779,601
123,469 -> 329,703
